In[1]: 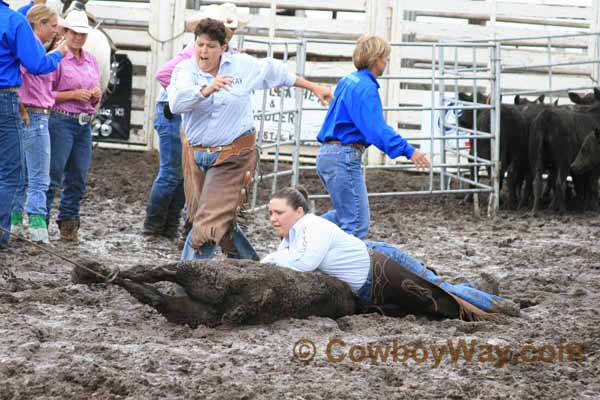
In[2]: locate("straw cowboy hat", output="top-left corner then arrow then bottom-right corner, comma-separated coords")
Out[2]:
185,3 -> 249,33
58,10 -> 91,34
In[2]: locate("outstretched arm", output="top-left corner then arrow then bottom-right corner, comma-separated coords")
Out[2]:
293,77 -> 333,106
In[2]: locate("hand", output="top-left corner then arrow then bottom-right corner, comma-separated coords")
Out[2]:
90,86 -> 102,99
313,84 -> 333,106
71,89 -> 92,102
410,149 -> 430,171
19,103 -> 30,128
54,38 -> 68,57
203,74 -> 233,96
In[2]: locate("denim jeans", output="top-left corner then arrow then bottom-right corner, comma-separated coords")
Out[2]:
0,91 -> 25,246
13,111 -> 50,216
357,241 -> 427,304
46,112 -> 92,223
316,143 -> 370,239
358,241 -> 504,312
180,150 -> 258,261
144,102 -> 184,232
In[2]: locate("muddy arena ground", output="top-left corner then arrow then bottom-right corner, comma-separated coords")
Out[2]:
1,148 -> 599,399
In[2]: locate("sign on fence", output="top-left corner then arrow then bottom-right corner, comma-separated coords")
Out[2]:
251,87 -> 328,143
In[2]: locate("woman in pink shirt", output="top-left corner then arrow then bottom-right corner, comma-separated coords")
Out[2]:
46,10 -> 100,242
10,4 -> 60,244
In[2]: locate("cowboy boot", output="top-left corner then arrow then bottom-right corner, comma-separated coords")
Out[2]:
58,219 -> 80,242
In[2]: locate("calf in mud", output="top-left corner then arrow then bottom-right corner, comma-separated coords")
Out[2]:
72,259 -> 358,328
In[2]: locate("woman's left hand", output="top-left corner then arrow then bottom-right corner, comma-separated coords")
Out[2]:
313,85 -> 333,106
90,86 -> 102,99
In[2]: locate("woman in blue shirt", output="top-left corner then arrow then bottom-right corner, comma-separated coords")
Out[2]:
0,0 -> 66,247
316,36 -> 431,239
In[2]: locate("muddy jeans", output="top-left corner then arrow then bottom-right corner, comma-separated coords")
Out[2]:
316,143 -> 369,239
144,101 -> 184,233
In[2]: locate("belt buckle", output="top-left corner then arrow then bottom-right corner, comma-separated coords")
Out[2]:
78,113 -> 92,125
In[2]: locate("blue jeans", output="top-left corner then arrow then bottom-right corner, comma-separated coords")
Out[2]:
46,112 -> 92,223
358,241 -> 504,312
316,143 -> 369,239
13,112 -> 50,216
180,150 -> 258,261
357,241 -> 427,304
0,91 -> 25,247
144,102 -> 184,233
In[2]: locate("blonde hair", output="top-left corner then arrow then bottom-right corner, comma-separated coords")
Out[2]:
352,35 -> 391,70
26,4 -> 57,29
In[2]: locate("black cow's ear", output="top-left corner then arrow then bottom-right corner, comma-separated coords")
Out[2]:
537,94 -> 545,104
514,95 -> 521,105
569,92 -> 582,103
595,87 -> 600,100
458,92 -> 470,102
554,99 -> 559,106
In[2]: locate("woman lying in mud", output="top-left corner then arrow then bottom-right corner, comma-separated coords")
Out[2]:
73,187 -> 519,327
262,187 -> 520,320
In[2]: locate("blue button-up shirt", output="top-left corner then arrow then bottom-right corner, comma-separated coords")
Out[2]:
0,1 -> 62,88
261,213 -> 370,293
317,68 -> 415,159
168,51 -> 296,147
17,1 -> 33,15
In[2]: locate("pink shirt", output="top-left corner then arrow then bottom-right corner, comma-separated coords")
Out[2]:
51,49 -> 100,114
155,41 -> 194,88
18,37 -> 56,109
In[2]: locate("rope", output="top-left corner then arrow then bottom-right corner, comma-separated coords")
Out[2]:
0,226 -> 119,283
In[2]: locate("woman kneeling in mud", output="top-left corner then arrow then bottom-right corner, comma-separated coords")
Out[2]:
262,187 -> 519,320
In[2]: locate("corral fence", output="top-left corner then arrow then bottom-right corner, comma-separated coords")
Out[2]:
246,38 -> 503,215
249,30 -> 600,215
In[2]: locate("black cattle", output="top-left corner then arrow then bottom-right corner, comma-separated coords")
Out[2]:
571,128 -> 600,175
529,88 -> 600,213
457,93 -> 527,209
513,95 -> 547,208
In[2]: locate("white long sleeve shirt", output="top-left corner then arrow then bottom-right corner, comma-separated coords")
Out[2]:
261,214 -> 370,293
167,51 -> 296,147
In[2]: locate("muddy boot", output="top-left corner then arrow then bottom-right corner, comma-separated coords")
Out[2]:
10,212 -> 24,239
468,272 -> 500,296
142,215 -> 164,237
58,219 -> 80,242
28,214 -> 49,244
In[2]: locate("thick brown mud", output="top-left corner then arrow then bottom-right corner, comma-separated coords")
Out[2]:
1,148 -> 599,399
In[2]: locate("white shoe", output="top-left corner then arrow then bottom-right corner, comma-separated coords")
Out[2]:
29,227 -> 50,244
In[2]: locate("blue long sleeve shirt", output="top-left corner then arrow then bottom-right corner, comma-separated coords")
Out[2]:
0,1 -> 62,88
316,68 -> 415,159
17,1 -> 33,15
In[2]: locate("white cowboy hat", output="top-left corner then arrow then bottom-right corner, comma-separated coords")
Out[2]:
58,10 -> 91,34
185,3 -> 249,33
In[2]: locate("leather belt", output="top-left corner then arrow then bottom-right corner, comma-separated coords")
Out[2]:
325,139 -> 365,151
191,129 -> 256,154
25,106 -> 49,115
51,108 -> 94,125
0,86 -> 19,93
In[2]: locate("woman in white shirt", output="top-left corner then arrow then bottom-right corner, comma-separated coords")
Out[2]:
262,187 -> 520,320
